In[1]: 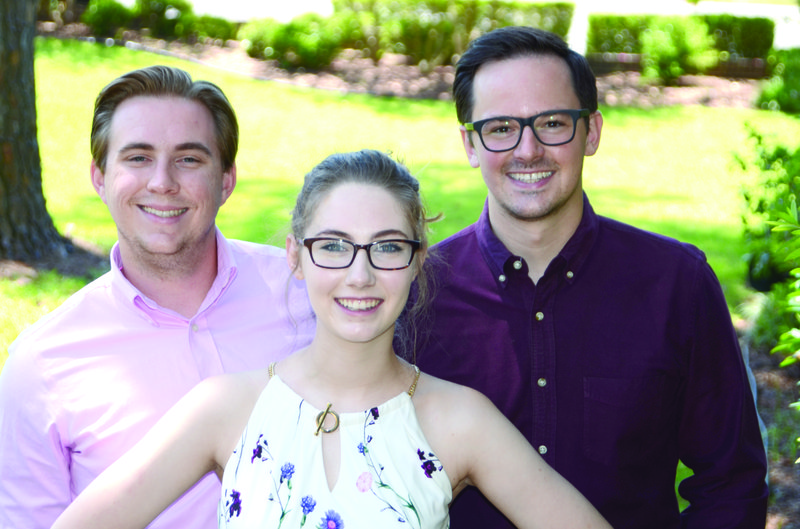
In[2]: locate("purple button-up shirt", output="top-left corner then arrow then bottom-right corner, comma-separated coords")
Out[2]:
0,230 -> 315,529
415,196 -> 767,528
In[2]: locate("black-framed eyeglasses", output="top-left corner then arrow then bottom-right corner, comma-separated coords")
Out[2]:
465,108 -> 591,152
301,237 -> 421,270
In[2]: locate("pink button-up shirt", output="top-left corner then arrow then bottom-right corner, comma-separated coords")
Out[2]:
0,230 -> 315,529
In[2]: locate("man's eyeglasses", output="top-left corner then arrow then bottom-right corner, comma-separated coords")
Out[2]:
465,109 -> 591,152
301,237 -> 421,270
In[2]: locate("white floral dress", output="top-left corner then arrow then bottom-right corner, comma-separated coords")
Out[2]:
218,368 -> 452,529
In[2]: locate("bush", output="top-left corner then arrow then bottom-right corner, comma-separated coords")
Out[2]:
135,0 -> 195,40
239,17 -> 283,59
738,126 -> 800,293
758,48 -> 800,114
191,15 -> 238,42
333,0 -> 573,66
701,14 -> 774,59
640,16 -> 717,85
81,0 -> 133,38
586,14 -> 651,54
587,14 -> 774,60
240,13 -> 348,70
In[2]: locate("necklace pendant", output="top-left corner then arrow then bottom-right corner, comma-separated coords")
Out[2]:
315,403 -> 340,435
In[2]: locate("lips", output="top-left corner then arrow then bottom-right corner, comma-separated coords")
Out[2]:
140,205 -> 188,218
336,298 -> 381,311
508,170 -> 554,184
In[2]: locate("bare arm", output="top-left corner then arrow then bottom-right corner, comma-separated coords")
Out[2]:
422,382 -> 612,529
52,372 -> 264,529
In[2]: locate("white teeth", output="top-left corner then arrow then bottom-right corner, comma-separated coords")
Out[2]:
142,206 -> 187,218
509,171 -> 552,183
338,299 -> 380,311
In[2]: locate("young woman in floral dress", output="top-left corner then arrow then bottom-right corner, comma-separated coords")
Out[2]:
53,150 -> 611,529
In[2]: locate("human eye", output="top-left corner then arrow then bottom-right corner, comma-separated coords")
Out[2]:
317,239 -> 350,253
483,119 -> 518,137
373,240 -> 406,254
537,112 -> 571,130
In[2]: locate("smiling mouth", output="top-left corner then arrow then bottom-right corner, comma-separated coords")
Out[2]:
337,298 -> 381,311
141,206 -> 188,218
508,170 -> 553,184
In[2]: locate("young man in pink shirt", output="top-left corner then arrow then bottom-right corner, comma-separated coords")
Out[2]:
0,66 -> 315,529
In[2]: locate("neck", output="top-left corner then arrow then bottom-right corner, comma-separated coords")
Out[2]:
118,237 -> 219,318
487,196 -> 583,284
286,331 -> 410,412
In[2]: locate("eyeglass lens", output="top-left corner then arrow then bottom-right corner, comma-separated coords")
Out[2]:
479,111 -> 579,150
309,239 -> 415,269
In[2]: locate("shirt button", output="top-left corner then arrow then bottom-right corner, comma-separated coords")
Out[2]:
537,378 -> 547,387
498,274 -> 506,282
513,260 -> 522,270
191,324 -> 199,332
538,445 -> 547,455
535,312 -> 544,321
566,270 -> 574,279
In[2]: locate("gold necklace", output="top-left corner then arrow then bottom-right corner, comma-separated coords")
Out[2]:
268,363 -> 420,436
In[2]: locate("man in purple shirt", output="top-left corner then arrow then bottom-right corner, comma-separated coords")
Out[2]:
414,27 -> 768,527
0,66 -> 314,529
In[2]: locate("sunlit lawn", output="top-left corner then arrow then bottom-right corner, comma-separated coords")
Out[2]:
4,36 -> 800,372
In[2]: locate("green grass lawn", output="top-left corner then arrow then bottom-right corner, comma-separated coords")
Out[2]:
4,37 -> 800,366
3,35 -> 800,514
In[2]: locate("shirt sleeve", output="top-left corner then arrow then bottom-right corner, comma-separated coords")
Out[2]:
676,261 -> 768,528
0,343 -> 73,529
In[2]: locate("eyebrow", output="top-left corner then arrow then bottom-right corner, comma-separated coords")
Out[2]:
117,142 -> 213,157
314,228 -> 411,240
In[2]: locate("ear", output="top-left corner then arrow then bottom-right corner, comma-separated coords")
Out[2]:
584,111 -> 603,157
460,126 -> 481,168
90,160 -> 108,204
286,234 -> 304,280
219,163 -> 237,205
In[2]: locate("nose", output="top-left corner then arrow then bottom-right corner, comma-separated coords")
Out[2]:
513,125 -> 545,160
146,160 -> 179,194
345,247 -> 376,287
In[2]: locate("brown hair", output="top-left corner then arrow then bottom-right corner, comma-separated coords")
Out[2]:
91,65 -> 238,173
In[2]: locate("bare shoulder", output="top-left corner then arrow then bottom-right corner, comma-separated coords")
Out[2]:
413,372 -> 496,421
174,368 -> 271,440
411,372 -> 502,490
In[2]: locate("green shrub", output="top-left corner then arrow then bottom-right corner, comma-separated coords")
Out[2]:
81,0 -> 133,38
587,14 -> 774,60
586,14 -> 650,54
640,16 -> 717,85
701,15 -> 774,59
191,15 -> 238,42
758,48 -> 800,114
239,17 -> 284,59
135,0 -> 195,40
332,0 -> 573,66
738,126 -> 800,293
241,13 -> 348,70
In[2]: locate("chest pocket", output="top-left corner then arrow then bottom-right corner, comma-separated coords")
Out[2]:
583,374 -> 680,466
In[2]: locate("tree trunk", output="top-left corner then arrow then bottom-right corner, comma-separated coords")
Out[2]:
0,0 -> 70,263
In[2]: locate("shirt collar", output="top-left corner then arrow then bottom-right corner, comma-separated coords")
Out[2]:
475,193 -> 600,286
110,227 -> 239,322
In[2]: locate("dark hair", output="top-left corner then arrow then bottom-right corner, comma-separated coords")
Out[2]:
453,26 -> 598,124
91,65 -> 238,173
291,149 -> 437,360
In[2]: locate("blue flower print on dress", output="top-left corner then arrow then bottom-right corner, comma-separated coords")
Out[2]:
281,462 -> 296,483
417,449 -> 443,478
357,408 -> 422,528
300,495 -> 317,527
317,509 -> 345,529
223,489 -> 242,520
